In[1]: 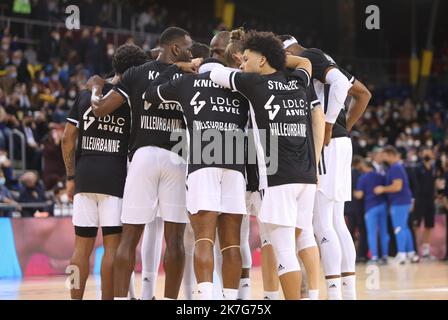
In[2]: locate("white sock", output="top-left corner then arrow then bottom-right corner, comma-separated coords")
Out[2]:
141,271 -> 158,300
223,288 -> 238,300
197,282 -> 214,300
422,243 -> 430,256
128,272 -> 136,299
308,289 -> 319,300
263,291 -> 279,300
326,278 -> 342,300
114,297 -> 128,300
237,278 -> 251,300
183,284 -> 195,300
342,275 -> 356,300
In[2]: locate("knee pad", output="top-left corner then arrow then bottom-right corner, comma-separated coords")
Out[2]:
266,224 -> 300,276
297,228 -> 317,251
240,216 -> 252,268
74,226 -> 98,238
258,218 -> 271,247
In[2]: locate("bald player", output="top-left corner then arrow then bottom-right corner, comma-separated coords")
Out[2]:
210,31 -> 230,63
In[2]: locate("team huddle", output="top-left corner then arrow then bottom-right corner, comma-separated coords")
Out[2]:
61,26 -> 371,300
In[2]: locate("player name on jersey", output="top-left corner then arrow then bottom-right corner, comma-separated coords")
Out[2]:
269,123 -> 307,137
193,120 -> 239,131
81,136 -> 121,153
140,115 -> 183,132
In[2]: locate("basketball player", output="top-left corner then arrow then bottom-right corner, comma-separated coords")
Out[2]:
144,56 -> 250,300
281,35 -> 371,300
62,44 -> 147,300
210,31 -> 317,300
87,27 -> 195,300
210,31 -> 231,63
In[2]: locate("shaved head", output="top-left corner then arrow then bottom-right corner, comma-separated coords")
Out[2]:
210,31 -> 230,63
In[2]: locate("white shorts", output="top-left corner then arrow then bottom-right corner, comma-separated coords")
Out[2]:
258,183 -> 316,229
318,137 -> 353,202
186,167 -> 246,215
122,146 -> 188,225
73,193 -> 122,227
245,191 -> 261,216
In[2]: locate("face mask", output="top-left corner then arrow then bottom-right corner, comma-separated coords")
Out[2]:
364,112 -> 372,120
407,139 -> 414,147
414,140 -> 421,147
9,72 -> 17,78
1,44 -> 9,51
12,59 -> 21,66
31,86 -> 38,95
393,112 -> 399,119
412,127 -> 420,135
52,75 -> 59,81
60,193 -> 69,203
426,140 -> 433,147
107,48 -> 114,56
405,127 -> 412,135
396,140 -> 403,147
0,178 -> 5,185
359,140 -> 367,148
410,155 -> 418,162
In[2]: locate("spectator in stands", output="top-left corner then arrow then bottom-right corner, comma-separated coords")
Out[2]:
411,147 -> 436,259
21,116 -> 42,170
18,171 -> 50,217
11,50 -> 31,84
42,126 -> 65,190
0,169 -> 19,217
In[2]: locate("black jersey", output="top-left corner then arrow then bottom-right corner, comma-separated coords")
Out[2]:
221,68 -> 317,189
67,83 -> 130,197
145,64 -> 250,175
301,48 -> 355,138
114,60 -> 185,160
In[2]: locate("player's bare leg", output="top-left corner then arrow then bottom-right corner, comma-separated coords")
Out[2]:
217,213 -> 243,300
69,234 -> 96,299
296,228 -> 320,300
101,231 -> 121,300
163,221 -> 186,299
189,210 -> 218,299
113,223 -> 145,298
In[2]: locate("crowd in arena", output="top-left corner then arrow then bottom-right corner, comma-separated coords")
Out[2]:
0,3 -> 447,267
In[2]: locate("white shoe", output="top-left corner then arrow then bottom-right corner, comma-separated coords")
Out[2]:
394,254 -> 407,265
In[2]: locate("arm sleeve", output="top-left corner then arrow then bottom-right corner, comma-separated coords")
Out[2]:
324,68 -> 353,124
210,66 -> 258,95
66,92 -> 82,128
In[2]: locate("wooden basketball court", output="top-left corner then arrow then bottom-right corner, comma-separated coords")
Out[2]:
1,261 -> 447,300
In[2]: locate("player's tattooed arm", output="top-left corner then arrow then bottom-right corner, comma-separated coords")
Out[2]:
346,79 -> 372,131
87,75 -> 125,117
61,122 -> 78,201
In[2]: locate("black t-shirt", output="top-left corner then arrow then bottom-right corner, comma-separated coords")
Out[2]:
114,60 -> 185,160
301,48 -> 355,138
413,163 -> 435,198
67,83 -> 130,197
226,69 -> 317,189
145,65 -> 250,175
